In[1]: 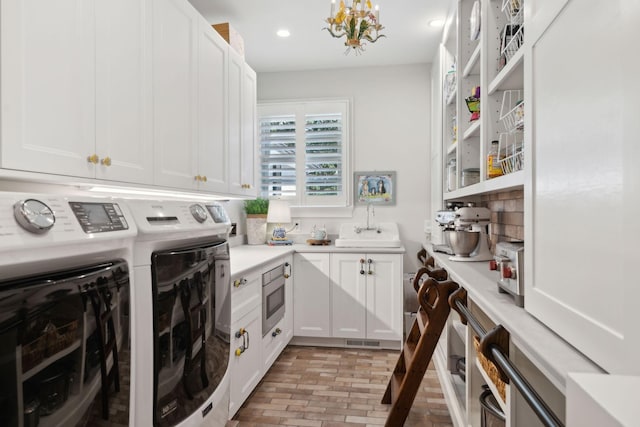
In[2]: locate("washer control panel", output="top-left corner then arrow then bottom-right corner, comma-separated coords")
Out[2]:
69,201 -> 129,233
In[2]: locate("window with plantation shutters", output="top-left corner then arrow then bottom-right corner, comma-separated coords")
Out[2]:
259,100 -> 349,207
305,112 -> 342,198
260,114 -> 297,198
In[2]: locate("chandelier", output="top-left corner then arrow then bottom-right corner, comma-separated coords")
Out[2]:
324,0 -> 385,54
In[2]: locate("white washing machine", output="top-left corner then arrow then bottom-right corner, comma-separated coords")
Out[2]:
125,199 -> 232,427
0,192 -> 137,427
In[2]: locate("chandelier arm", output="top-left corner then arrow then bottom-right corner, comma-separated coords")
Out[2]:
323,27 -> 347,39
364,34 -> 386,43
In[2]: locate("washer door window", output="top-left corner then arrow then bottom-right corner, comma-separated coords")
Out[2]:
0,260 -> 130,427
151,240 -> 230,427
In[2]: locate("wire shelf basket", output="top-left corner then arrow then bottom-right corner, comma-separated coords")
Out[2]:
502,0 -> 523,25
498,132 -> 524,175
500,24 -> 524,65
499,90 -> 524,133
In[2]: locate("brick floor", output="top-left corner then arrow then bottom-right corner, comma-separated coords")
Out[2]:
232,346 -> 453,427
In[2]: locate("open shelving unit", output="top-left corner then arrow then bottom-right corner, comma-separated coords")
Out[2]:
442,0 -> 525,202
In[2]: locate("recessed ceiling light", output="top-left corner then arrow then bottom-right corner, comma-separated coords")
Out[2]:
429,19 -> 445,28
277,29 -> 290,38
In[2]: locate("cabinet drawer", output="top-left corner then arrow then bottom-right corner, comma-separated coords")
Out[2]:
262,317 -> 288,371
231,269 -> 260,321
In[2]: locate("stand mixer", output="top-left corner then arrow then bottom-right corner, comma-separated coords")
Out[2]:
449,206 -> 493,262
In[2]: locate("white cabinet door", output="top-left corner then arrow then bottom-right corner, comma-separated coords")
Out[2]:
229,307 -> 262,417
95,0 -> 153,184
152,0 -> 198,189
227,49 -> 245,195
284,255 -> 294,342
197,20 -> 228,193
1,0 -> 96,177
330,254 -> 367,338
293,253 -> 331,337
330,253 -> 403,341
228,49 -> 257,196
525,0 -> 640,374
365,253 -> 403,341
240,64 -> 258,196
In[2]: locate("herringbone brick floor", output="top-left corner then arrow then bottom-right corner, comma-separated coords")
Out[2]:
232,346 -> 454,427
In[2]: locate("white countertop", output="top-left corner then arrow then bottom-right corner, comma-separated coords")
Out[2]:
230,243 -> 405,277
424,242 -> 603,393
566,373 -> 640,426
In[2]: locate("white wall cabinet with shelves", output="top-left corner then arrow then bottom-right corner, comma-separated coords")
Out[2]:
441,0 -> 525,202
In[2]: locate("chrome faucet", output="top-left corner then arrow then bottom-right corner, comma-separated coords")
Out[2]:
366,203 -> 374,230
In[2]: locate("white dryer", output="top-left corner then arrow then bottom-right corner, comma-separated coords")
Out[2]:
125,199 -> 232,427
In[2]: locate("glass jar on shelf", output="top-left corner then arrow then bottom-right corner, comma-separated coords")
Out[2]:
447,158 -> 457,192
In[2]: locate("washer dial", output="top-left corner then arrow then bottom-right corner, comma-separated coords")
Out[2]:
14,199 -> 56,233
190,204 -> 208,223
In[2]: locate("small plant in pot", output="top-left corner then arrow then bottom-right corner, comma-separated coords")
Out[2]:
244,198 -> 269,244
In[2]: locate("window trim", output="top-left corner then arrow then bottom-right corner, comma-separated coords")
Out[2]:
258,98 -> 353,210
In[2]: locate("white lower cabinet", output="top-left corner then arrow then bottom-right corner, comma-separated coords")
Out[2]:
330,253 -> 403,341
293,253 -> 332,337
293,252 -> 403,343
229,306 -> 262,417
229,268 -> 261,417
229,255 -> 292,417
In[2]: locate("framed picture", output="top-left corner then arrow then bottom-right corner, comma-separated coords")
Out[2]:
354,171 -> 396,205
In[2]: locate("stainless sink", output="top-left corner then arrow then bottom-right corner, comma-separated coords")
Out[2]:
334,222 -> 401,248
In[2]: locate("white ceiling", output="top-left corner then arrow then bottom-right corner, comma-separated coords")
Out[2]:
188,0 -> 452,73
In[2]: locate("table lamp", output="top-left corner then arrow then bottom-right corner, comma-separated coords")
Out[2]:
267,200 -> 293,245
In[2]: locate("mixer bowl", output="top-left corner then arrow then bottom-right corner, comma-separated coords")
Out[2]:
448,230 -> 479,257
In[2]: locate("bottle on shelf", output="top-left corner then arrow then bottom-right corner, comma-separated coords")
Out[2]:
487,140 -> 503,179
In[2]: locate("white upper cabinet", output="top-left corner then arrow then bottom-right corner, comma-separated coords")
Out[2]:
152,0 -> 199,189
1,0 -> 96,178
1,0 -> 258,197
95,0 -> 153,184
241,64 -> 258,196
197,19 -> 228,193
525,0 -> 640,375
228,48 -> 258,196
1,0 -> 154,183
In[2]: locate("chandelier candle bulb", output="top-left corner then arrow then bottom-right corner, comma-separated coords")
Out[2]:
331,0 -> 335,17
375,5 -> 379,22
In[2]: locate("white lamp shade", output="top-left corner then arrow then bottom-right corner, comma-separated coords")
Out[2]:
267,200 -> 291,223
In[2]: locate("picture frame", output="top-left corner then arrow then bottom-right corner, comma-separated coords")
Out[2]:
354,171 -> 396,205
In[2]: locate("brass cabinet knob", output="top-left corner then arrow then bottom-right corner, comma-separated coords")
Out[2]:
202,175 -> 207,182
87,154 -> 99,164
195,175 -> 201,182
100,156 -> 111,166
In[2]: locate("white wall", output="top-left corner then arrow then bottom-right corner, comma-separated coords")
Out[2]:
253,64 -> 432,272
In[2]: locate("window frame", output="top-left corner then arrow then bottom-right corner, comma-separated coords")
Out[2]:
258,98 -> 352,213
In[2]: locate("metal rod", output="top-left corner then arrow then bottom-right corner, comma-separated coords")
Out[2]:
490,347 -> 564,427
453,298 -> 486,337
454,298 -> 565,427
